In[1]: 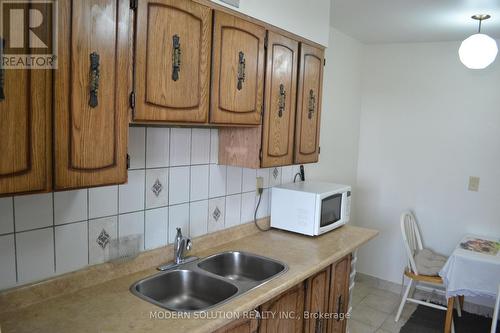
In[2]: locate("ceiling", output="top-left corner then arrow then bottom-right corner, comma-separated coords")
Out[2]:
331,0 -> 500,43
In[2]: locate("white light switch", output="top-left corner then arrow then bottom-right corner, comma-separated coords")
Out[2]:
468,176 -> 480,192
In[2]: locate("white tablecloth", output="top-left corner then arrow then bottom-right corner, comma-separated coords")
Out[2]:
439,234 -> 500,299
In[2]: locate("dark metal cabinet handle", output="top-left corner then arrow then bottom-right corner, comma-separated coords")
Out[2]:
278,84 -> 286,117
308,89 -> 316,119
89,52 -> 100,108
315,316 -> 322,333
237,51 -> 246,90
336,295 -> 343,321
172,34 -> 181,81
0,38 -> 5,101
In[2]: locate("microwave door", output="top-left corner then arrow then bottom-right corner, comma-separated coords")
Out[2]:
320,193 -> 342,228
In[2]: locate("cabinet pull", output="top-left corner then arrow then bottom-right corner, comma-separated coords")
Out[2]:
278,84 -> 286,117
315,316 -> 322,333
237,51 -> 246,90
172,34 -> 181,81
0,38 -> 5,101
336,295 -> 343,321
89,52 -> 100,108
308,89 -> 316,119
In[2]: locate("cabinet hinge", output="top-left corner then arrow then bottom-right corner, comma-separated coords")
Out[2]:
264,34 -> 268,49
318,146 -> 321,154
324,58 -> 326,66
129,91 -> 136,109
126,154 -> 131,169
259,148 -> 263,161
130,0 -> 138,10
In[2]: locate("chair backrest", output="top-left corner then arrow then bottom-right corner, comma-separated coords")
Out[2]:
400,211 -> 424,275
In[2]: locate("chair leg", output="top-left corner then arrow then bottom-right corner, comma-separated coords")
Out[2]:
491,289 -> 499,333
445,297 -> 455,333
395,279 -> 413,322
455,296 -> 462,317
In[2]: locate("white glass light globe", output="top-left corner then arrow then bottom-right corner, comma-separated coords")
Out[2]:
459,33 -> 498,69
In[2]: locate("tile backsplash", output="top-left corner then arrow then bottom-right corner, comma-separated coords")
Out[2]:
0,127 -> 301,291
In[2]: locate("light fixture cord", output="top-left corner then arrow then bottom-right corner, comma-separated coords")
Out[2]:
478,19 -> 482,33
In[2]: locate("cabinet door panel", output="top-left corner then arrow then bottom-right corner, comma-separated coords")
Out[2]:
214,311 -> 259,333
295,43 -> 324,164
134,0 -> 211,122
55,0 -> 130,189
261,32 -> 298,167
259,282 -> 304,333
327,255 -> 351,333
305,267 -> 331,333
211,11 -> 265,125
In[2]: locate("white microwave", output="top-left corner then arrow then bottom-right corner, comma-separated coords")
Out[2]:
271,181 -> 351,236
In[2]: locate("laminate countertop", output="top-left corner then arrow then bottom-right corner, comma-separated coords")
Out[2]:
0,225 -> 378,333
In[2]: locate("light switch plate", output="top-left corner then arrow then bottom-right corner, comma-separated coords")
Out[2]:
219,0 -> 240,8
468,176 -> 480,192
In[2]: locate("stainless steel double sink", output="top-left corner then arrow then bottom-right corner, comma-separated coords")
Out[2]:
130,251 -> 287,312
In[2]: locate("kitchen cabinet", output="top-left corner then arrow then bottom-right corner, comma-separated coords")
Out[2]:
304,266 -> 331,333
294,43 -> 324,164
213,311 -> 259,333
210,11 -> 266,125
327,255 -> 351,333
258,282 -> 305,333
133,0 -> 212,123
54,0 -> 131,189
0,50 -> 52,196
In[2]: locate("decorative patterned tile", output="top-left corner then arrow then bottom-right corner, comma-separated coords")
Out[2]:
170,128 -> 191,166
146,168 -> 168,209
212,206 -> 221,221
55,221 -> 88,274
14,193 -> 53,232
208,197 -> 225,233
54,189 -> 88,225
16,228 -> 55,284
89,216 -> 117,265
270,167 -> 282,187
97,229 -> 111,249
146,127 -> 170,168
0,198 -> 14,234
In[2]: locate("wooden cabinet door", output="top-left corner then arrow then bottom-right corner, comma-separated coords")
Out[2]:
214,311 -> 259,333
327,255 -> 351,333
0,50 -> 52,196
294,43 -> 324,164
211,11 -> 266,125
261,32 -> 299,167
304,267 -> 331,333
259,282 -> 305,333
54,0 -> 131,189
134,0 -> 211,123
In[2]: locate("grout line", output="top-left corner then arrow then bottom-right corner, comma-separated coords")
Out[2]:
12,196 -> 18,283
51,192 -> 56,274
87,189 -> 90,265
143,128 -> 148,251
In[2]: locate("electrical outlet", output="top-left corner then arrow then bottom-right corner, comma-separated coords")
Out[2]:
468,176 -> 480,192
256,176 -> 264,194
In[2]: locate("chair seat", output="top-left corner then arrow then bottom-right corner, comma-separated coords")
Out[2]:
404,270 -> 443,284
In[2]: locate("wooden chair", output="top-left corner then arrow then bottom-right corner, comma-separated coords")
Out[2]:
492,283 -> 500,333
395,211 -> 462,332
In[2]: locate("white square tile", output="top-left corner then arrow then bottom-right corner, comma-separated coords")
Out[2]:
54,189 -> 87,225
225,194 -> 241,228
242,168 -> 257,193
128,126 -> 146,169
146,127 -> 170,168
208,197 -> 225,233
146,168 -> 169,209
169,167 -> 190,205
240,192 -> 256,224
89,185 -> 118,219
210,129 -> 219,164
170,128 -> 191,166
282,165 -> 301,184
0,234 -> 17,290
16,228 -> 54,284
191,129 -> 210,165
119,211 -> 145,250
55,221 -> 88,274
89,216 -> 117,265
269,167 -> 282,187
0,198 -> 14,234
119,170 -> 145,214
168,204 -> 189,243
209,164 -> 226,198
226,167 -> 242,195
14,193 -> 53,232
189,200 -> 208,238
256,189 -> 270,219
256,168 -> 270,188
190,165 -> 209,201
145,207 -> 168,250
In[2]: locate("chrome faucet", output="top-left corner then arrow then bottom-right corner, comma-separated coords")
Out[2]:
158,227 -> 196,271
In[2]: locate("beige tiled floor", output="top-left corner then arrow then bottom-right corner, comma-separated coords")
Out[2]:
347,279 -> 417,333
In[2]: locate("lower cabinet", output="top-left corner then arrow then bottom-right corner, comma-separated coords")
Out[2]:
213,254 -> 351,333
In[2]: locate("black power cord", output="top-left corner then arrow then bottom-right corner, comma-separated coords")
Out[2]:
254,188 -> 271,232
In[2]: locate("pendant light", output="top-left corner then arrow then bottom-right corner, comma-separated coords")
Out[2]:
459,15 -> 498,69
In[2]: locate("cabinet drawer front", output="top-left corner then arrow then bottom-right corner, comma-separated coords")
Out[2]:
211,11 -> 265,125
295,43 -> 324,164
134,0 -> 211,122
55,0 -> 130,189
261,32 -> 298,167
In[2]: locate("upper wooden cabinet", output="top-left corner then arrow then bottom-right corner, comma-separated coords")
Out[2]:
54,0 -> 131,190
133,0 -> 212,123
210,11 -> 266,125
294,43 -> 324,164
0,60 -> 52,197
261,32 -> 299,167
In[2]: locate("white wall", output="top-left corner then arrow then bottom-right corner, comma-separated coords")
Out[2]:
355,40 -> 500,284
210,0 -> 331,46
306,28 -> 363,186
